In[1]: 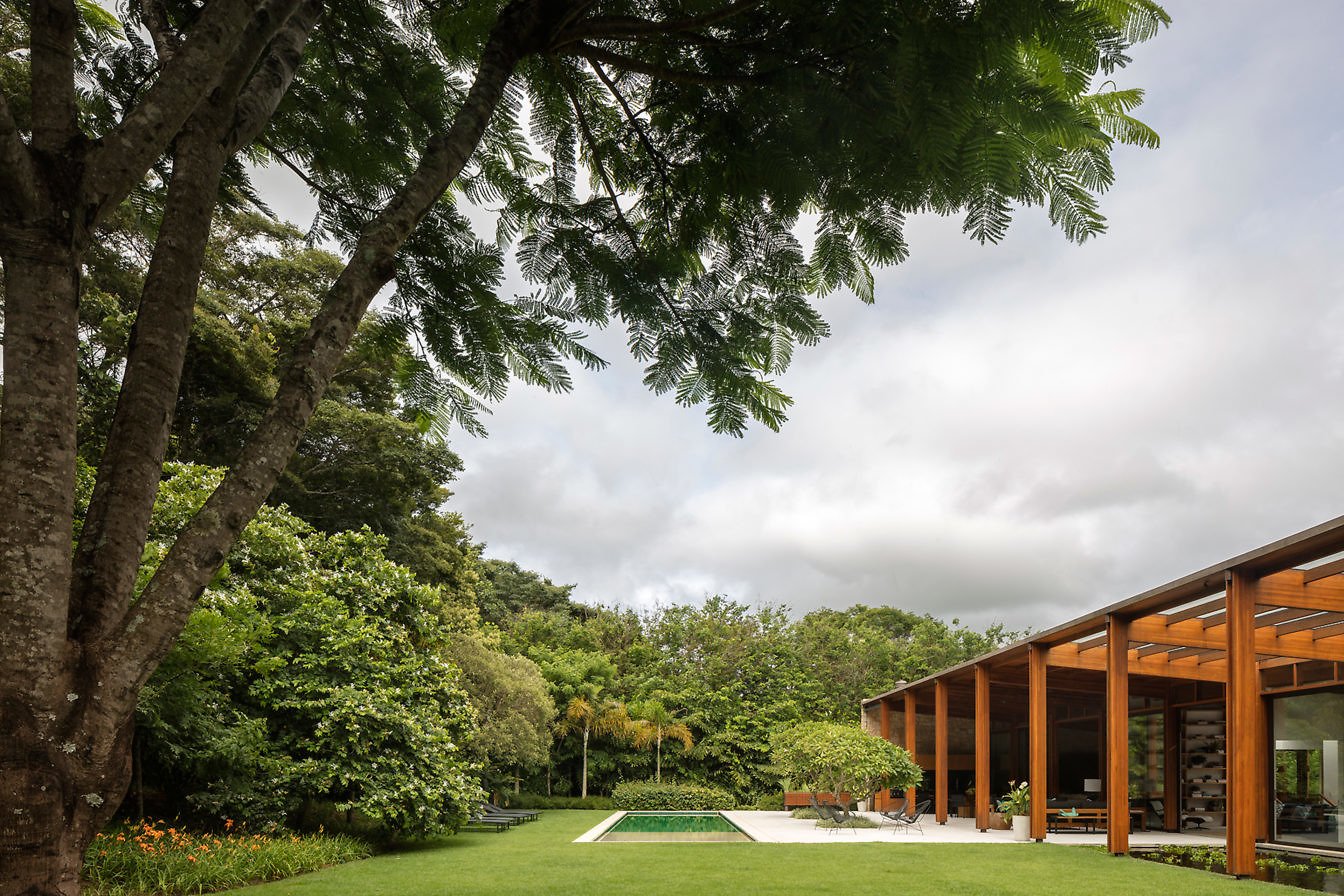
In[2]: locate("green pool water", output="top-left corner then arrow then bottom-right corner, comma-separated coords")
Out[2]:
598,812 -> 752,842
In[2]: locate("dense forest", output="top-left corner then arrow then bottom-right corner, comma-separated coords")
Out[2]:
77,210 -> 1021,835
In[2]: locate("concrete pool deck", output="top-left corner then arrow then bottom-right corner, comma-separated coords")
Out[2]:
578,810 -> 1227,845
721,812 -> 1227,845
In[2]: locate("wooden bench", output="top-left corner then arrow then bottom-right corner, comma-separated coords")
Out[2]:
783,791 -> 852,809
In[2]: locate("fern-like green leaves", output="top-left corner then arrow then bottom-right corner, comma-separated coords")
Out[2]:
60,0 -> 1168,437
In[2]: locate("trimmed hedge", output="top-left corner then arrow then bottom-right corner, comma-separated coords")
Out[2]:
612,781 -> 737,811
754,793 -> 785,811
505,794 -> 615,810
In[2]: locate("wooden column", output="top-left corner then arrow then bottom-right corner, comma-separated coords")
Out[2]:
1163,699 -> 1180,832
975,664 -> 991,831
1226,571 -> 1258,877
1029,643 -> 1048,841
904,691 -> 918,814
1106,614 -> 1130,855
1254,690 -> 1270,840
878,701 -> 892,811
935,679 -> 949,824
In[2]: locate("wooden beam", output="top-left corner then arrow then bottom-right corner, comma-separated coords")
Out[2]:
1045,644 -> 1226,682
935,679 -> 949,824
877,701 -> 892,812
1302,557 -> 1344,584
1166,596 -> 1226,624
975,665 -> 991,831
1314,621 -> 1344,641
1255,569 -> 1344,612
904,691 -> 917,814
1075,633 -> 1109,653
1135,642 -> 1171,658
1029,644 -> 1048,842
1226,572 -> 1258,877
1107,615 -> 1130,855
1129,616 -> 1344,663
1277,612 -> 1344,636
1254,607 -> 1317,628
1163,699 -> 1180,832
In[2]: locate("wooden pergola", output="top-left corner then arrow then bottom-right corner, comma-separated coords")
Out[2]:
862,515 -> 1344,875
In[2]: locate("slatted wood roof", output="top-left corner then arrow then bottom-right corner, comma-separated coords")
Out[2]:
864,515 -> 1344,707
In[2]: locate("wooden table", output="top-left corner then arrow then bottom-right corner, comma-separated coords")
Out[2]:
1046,807 -> 1146,832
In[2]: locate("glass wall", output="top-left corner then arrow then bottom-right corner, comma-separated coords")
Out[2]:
1273,689 -> 1344,848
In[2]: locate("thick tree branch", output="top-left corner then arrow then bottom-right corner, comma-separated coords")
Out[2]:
70,0 -> 321,648
576,42 -> 760,87
138,0 -> 181,62
100,0 -> 573,699
0,89 -> 39,218
227,0 -> 323,152
80,0 -> 283,228
29,0 -> 79,153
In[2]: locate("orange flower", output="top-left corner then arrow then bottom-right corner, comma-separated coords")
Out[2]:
187,855 -> 197,863
225,818 -> 234,830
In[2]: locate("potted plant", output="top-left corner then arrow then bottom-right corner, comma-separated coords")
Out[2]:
997,781 -> 1031,841
958,784 -> 976,818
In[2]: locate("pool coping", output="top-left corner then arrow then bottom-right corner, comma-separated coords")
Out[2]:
575,810 -> 628,842
575,810 -> 760,843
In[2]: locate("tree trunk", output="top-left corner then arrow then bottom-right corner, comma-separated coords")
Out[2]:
656,735 -> 662,784
581,730 -> 589,800
0,241 -> 132,896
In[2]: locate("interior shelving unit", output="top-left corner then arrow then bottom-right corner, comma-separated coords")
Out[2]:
1181,706 -> 1227,829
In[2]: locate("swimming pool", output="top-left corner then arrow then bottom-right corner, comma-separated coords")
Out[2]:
595,811 -> 753,842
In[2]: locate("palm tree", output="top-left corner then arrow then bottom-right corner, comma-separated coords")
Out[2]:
628,700 -> 694,784
556,696 -> 630,799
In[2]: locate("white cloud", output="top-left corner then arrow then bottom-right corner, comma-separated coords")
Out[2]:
305,0 -> 1344,634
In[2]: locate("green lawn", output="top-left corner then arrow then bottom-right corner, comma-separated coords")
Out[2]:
227,811 -> 1285,896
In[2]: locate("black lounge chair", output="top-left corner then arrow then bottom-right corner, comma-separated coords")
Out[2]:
811,805 -> 854,832
876,799 -> 909,832
482,802 -> 539,822
463,813 -> 513,833
886,799 -> 931,835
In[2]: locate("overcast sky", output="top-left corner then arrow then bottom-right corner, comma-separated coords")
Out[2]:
266,0 -> 1344,633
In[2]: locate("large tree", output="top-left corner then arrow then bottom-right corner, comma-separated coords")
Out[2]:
0,0 -> 1167,891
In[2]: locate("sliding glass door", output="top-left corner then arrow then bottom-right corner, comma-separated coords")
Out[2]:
1272,689 -> 1344,848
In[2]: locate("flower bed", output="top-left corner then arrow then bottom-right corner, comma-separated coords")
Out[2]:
84,819 -> 370,896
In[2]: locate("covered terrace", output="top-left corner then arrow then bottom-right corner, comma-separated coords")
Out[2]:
862,514 -> 1344,875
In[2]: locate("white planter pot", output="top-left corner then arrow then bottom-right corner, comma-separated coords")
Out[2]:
856,800 -> 868,813
1011,815 -> 1031,841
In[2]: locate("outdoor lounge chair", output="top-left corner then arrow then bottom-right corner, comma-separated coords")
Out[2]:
463,813 -> 513,833
483,802 -> 539,822
887,799 -> 931,835
811,800 -> 854,838
876,799 -> 908,832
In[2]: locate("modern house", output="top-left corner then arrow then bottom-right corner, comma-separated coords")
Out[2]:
861,516 -> 1344,875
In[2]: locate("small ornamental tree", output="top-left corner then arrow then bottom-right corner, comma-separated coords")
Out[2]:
770,722 -> 922,808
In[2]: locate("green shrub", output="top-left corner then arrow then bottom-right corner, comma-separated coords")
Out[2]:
789,808 -> 819,819
816,816 -> 878,829
754,793 -> 785,811
612,781 -> 736,811
84,820 -> 369,896
505,794 -> 615,810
